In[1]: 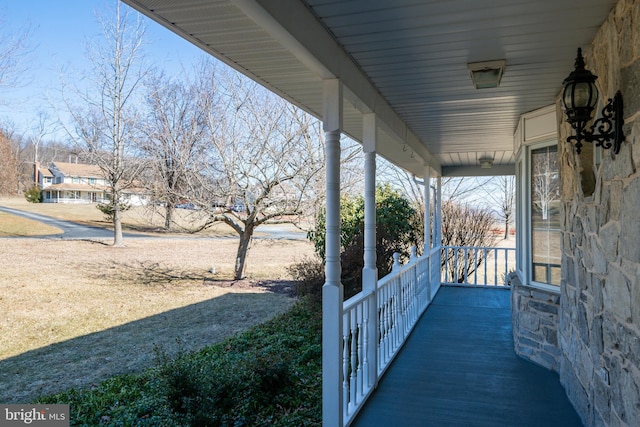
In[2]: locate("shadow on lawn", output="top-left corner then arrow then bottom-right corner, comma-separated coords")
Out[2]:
86,260 -> 300,290
0,288 -> 295,404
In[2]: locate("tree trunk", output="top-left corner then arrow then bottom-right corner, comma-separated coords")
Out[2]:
504,217 -> 510,240
234,226 -> 254,280
164,204 -> 173,230
113,203 -> 124,247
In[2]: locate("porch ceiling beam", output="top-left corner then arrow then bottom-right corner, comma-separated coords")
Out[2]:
233,0 -> 333,79
241,0 -> 439,172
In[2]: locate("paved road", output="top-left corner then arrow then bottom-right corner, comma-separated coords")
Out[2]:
0,206 -> 146,240
253,224 -> 307,240
0,206 -> 307,240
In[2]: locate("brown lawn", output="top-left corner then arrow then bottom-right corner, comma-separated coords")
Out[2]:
0,198 -> 315,403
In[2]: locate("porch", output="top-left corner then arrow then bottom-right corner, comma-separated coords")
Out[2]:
351,285 -> 582,426
116,1 -> 637,425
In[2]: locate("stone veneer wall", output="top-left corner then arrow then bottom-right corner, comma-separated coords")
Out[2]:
511,275 -> 562,371
557,1 -> 640,425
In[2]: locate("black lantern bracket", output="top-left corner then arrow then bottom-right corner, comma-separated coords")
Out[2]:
567,91 -> 625,155
562,48 -> 625,156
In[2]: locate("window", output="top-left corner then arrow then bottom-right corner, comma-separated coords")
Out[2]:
529,144 -> 561,286
89,178 -> 96,185
514,106 -> 562,290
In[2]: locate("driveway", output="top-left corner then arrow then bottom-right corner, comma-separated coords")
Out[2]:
0,206 -> 147,240
0,206 -> 307,240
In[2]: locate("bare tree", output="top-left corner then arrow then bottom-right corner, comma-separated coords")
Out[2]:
377,159 -> 425,209
186,72 -> 325,279
482,175 -> 515,239
62,1 -> 150,246
532,147 -> 559,221
0,15 -> 31,94
440,176 -> 494,204
441,201 -> 498,283
0,129 -> 18,195
141,63 -> 212,230
0,15 -> 32,193
28,111 -> 56,165
15,112 -> 57,190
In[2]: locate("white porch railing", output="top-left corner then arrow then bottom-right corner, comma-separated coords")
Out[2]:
42,197 -> 109,204
342,246 -> 441,425
340,244 -> 515,425
441,245 -> 516,286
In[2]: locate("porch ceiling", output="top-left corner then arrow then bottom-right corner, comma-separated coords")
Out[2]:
122,0 -> 616,176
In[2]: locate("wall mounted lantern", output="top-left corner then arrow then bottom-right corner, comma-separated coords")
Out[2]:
561,48 -> 624,155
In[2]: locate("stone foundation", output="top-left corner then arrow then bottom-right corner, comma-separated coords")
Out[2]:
511,276 -> 561,371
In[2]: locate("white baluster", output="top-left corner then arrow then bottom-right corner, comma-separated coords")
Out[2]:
342,317 -> 349,417
350,308 -> 357,412
392,252 -> 401,271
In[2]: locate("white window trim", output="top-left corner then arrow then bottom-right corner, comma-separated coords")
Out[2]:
514,105 -> 561,294
516,157 -> 526,283
516,139 -> 561,293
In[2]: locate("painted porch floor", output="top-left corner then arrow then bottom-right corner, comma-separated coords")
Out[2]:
351,286 -> 583,427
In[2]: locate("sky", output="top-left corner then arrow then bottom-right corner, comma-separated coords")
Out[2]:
0,0 -> 205,140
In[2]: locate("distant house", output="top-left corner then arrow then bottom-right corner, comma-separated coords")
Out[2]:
37,161 -> 149,206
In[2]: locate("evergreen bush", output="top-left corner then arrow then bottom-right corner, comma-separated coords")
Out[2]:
302,184 -> 422,299
24,186 -> 42,203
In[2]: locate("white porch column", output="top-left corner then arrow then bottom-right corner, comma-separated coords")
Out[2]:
362,113 -> 377,289
322,79 -> 344,427
423,165 -> 432,302
434,176 -> 443,249
362,113 -> 378,388
423,165 -> 431,252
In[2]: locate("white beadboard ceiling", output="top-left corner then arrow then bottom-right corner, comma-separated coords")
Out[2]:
122,0 -> 617,176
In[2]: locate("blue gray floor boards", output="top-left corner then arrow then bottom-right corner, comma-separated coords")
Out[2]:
352,286 -> 582,427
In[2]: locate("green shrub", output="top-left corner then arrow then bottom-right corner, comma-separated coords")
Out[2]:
96,201 -> 130,222
37,301 -> 322,426
287,255 -> 324,305
24,186 -> 42,203
153,303 -> 320,426
306,184 -> 423,298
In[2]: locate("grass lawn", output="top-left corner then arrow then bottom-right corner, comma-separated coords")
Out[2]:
38,301 -> 322,426
0,211 -> 62,236
0,197 -> 316,416
0,197 -> 236,236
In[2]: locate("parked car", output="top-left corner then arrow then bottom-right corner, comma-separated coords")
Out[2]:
176,202 -> 197,210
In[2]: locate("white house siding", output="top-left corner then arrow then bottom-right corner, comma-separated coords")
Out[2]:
123,193 -> 149,207
38,162 -> 147,205
558,1 -> 640,425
